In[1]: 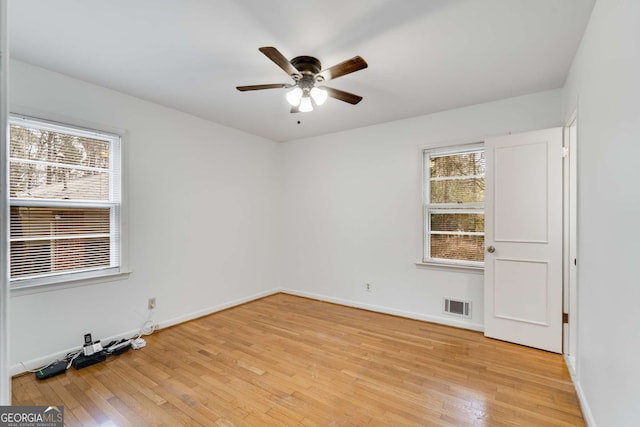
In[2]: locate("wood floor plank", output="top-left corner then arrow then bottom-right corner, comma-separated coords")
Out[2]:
12,293 -> 585,426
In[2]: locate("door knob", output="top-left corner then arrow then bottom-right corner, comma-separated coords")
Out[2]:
487,245 -> 495,253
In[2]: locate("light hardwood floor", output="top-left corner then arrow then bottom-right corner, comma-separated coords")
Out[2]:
12,293 -> 585,426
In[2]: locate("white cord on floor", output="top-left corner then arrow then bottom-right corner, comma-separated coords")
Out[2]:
66,351 -> 82,369
135,319 -> 158,339
134,308 -> 159,340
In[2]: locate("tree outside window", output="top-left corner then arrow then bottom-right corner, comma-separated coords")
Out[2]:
423,145 -> 485,266
9,116 -> 121,286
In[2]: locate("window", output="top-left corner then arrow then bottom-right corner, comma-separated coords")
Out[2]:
423,144 -> 485,267
9,115 -> 122,287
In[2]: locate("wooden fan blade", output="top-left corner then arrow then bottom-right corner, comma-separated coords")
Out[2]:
236,83 -> 290,91
259,47 -> 301,78
318,56 -> 368,81
323,86 -> 363,105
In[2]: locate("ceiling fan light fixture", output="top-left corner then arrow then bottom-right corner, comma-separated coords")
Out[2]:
238,47 -> 368,113
286,87 -> 303,106
299,95 -> 314,112
310,87 -> 328,105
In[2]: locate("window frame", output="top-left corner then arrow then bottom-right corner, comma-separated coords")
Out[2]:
8,113 -> 129,291
421,142 -> 485,270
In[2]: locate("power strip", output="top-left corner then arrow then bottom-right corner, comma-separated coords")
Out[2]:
33,332 -> 142,379
107,339 -> 132,355
72,351 -> 106,369
36,361 -> 67,380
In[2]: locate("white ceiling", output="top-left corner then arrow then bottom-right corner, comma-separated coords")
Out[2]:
9,0 -> 595,142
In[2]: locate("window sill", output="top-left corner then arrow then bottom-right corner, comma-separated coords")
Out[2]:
10,269 -> 132,296
415,261 -> 484,273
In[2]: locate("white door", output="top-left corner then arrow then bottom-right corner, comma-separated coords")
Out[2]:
484,128 -> 563,353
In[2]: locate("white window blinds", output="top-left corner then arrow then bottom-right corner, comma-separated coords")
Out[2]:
9,116 -> 121,285
423,146 -> 485,266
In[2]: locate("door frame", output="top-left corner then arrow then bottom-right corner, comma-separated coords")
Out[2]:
563,109 -> 578,372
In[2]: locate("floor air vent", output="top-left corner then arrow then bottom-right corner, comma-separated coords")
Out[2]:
444,298 -> 471,318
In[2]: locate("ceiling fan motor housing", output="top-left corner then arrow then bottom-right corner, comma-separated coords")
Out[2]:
291,56 -> 325,85
291,56 -> 322,75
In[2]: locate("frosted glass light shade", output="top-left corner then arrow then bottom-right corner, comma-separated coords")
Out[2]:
310,87 -> 328,105
286,87 -> 303,106
299,96 -> 313,112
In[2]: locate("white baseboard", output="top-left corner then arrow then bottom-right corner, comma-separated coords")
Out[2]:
564,354 -> 596,427
11,288 -> 281,377
157,288 -> 280,330
574,380 -> 596,427
280,288 -> 484,332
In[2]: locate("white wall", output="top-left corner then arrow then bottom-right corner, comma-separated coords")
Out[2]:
562,0 -> 640,425
9,60 -> 282,373
280,90 -> 563,330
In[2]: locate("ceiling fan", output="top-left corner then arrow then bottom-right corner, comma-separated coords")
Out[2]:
236,47 -> 368,113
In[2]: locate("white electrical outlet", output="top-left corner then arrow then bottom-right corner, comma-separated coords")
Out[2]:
148,297 -> 156,310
